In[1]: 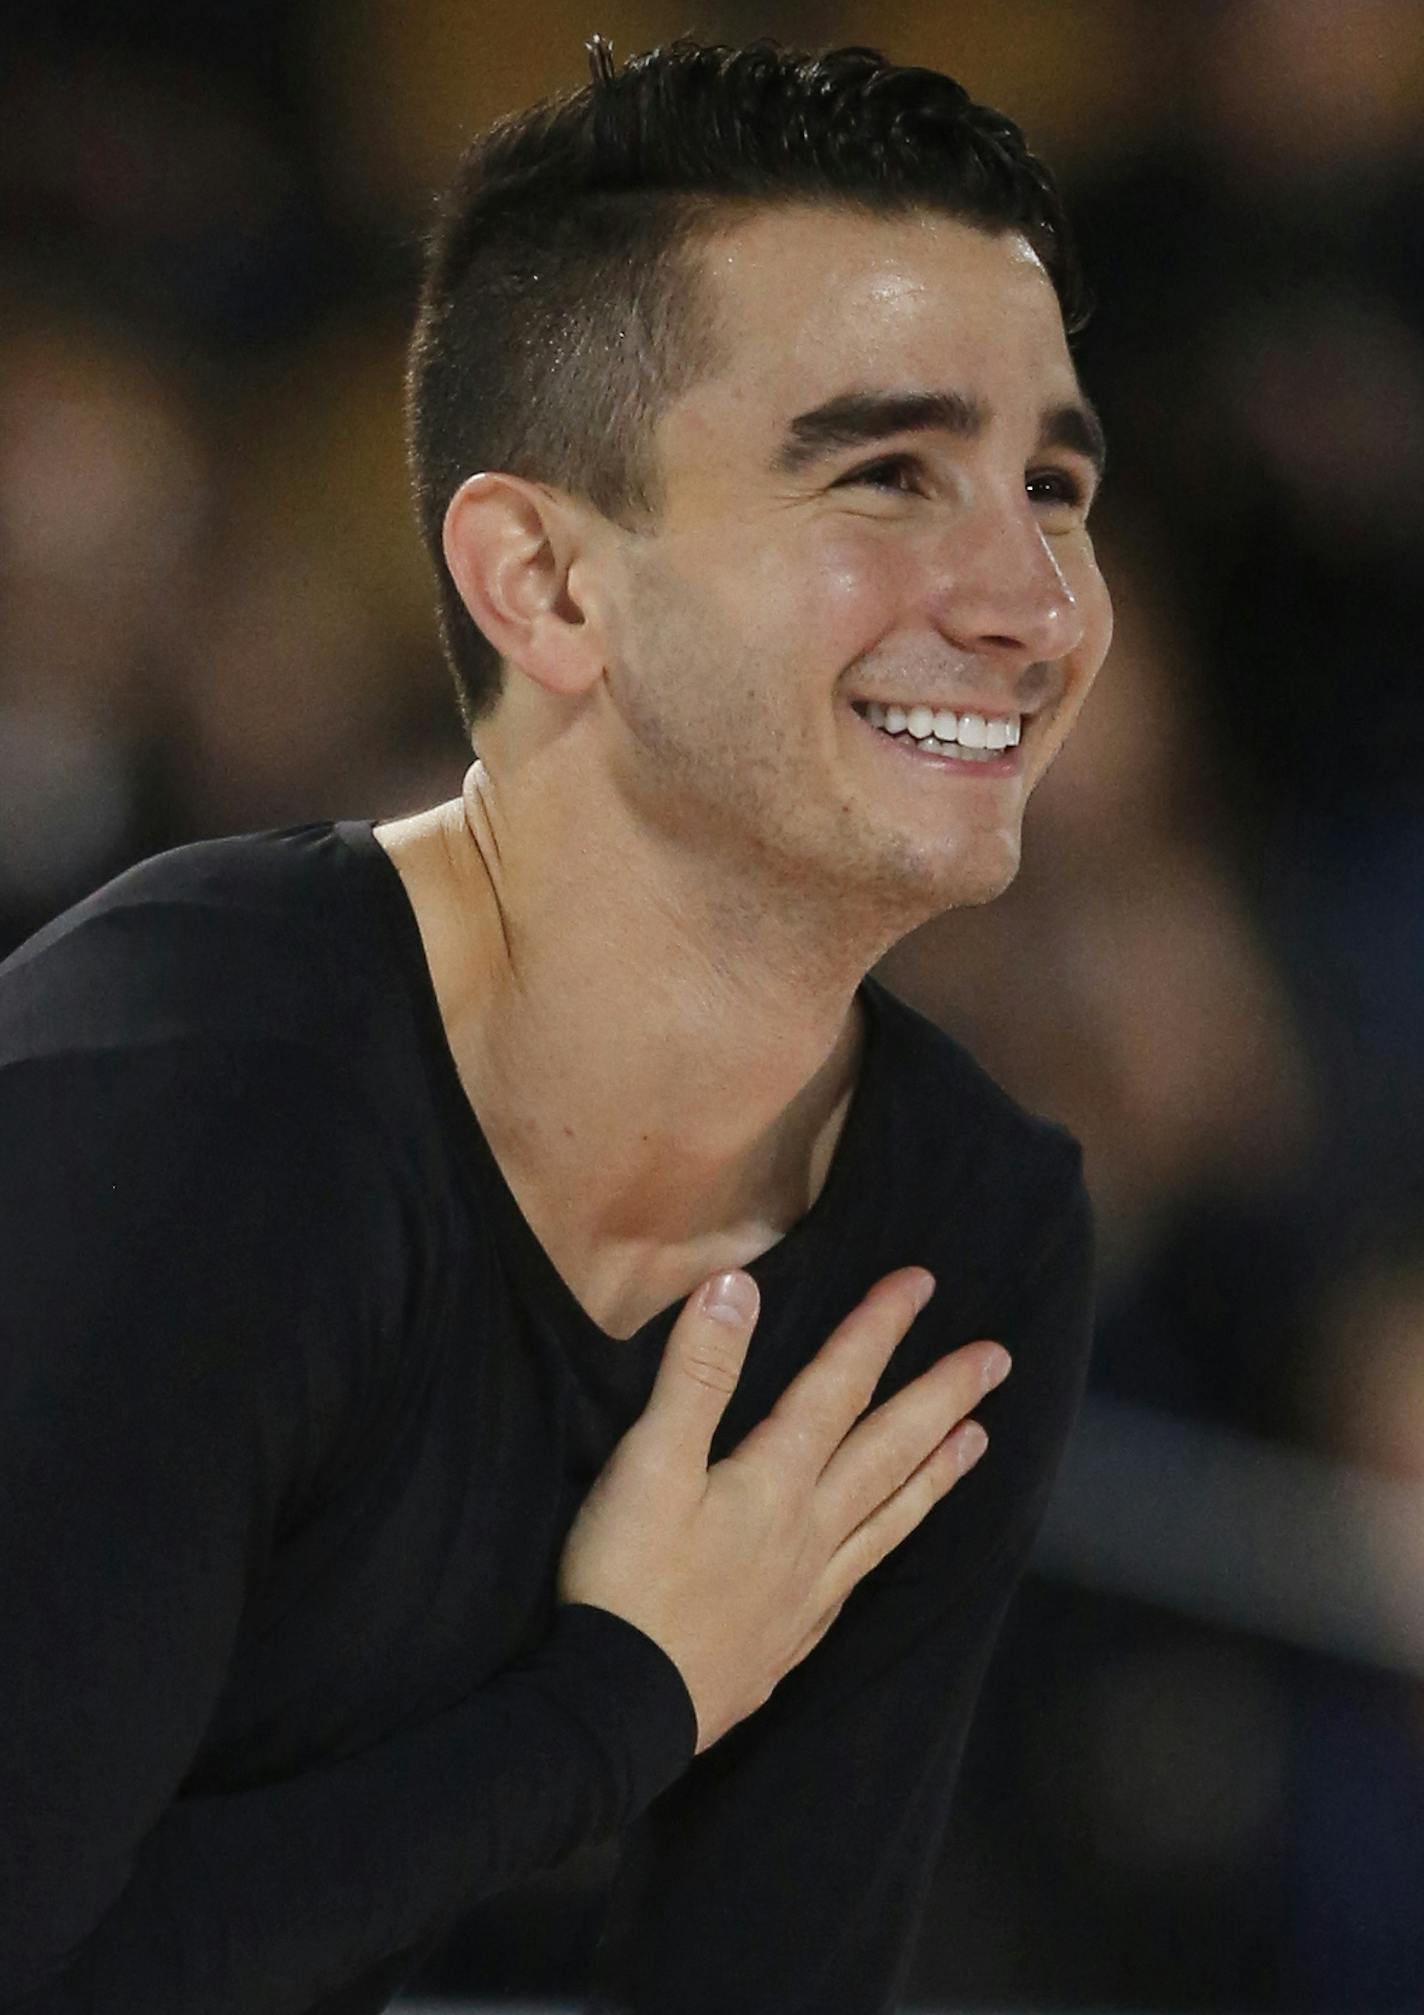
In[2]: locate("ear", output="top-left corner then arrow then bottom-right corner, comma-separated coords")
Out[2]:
441,472 -> 606,699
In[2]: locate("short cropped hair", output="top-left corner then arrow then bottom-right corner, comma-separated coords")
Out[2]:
406,37 -> 1091,734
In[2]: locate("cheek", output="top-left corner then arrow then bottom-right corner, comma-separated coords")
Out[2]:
778,526 -> 911,659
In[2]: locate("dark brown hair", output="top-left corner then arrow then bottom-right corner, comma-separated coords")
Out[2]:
406,37 -> 1091,732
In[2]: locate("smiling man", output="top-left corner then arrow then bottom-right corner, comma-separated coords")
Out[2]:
0,38 -> 1111,2015
390,66 -> 1109,1342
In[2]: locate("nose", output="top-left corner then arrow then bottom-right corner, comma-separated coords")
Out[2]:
927,492 -> 1084,667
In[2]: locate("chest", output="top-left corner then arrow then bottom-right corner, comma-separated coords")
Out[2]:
184,1283 -> 614,1792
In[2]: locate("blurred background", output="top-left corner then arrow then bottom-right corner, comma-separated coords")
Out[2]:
4,0 -> 1423,2008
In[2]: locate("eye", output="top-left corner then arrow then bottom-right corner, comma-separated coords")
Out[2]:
836,454 -> 925,496
1027,467 -> 1092,511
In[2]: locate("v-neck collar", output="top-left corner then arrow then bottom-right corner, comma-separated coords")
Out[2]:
338,815 -> 893,1355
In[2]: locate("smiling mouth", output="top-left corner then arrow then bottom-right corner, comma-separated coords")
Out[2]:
844,698 -> 1028,773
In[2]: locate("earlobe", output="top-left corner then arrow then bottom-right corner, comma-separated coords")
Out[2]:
442,472 -> 604,698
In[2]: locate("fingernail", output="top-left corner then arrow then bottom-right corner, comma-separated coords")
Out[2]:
982,1345 -> 1012,1391
912,1271 -> 936,1313
960,1421 -> 989,1467
702,1271 -> 758,1326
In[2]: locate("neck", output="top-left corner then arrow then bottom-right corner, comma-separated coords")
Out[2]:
375,758 -> 883,1317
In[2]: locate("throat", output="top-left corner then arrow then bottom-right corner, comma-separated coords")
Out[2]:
523,1003 -> 865,1342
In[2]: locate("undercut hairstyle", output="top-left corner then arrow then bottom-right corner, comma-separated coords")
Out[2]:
406,37 -> 1092,734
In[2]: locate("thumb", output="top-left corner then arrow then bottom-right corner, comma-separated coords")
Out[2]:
639,1271 -> 761,1470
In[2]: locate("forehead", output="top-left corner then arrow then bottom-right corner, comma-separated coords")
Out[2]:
668,204 -> 1078,456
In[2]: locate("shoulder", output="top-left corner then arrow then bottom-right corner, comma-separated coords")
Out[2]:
834,986 -> 1097,1602
0,823 -> 415,1258
0,1026 -> 405,1289
0,822 -> 382,1078
863,972 -> 1088,1260
854,978 -> 1095,1473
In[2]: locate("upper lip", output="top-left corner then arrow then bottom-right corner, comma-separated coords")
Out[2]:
848,696 -> 1036,717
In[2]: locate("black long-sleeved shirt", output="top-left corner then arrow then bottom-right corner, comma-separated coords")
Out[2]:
0,819 -> 1095,2015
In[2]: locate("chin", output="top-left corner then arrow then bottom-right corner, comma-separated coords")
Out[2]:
861,841 -> 1019,927
940,838 -> 1022,911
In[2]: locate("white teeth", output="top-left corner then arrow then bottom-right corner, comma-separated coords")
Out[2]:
855,699 -> 1024,753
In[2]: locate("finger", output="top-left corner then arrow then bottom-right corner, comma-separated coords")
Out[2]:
815,1340 -> 1008,1540
727,1268 -> 935,1486
636,1271 -> 761,1471
821,1416 -> 990,1606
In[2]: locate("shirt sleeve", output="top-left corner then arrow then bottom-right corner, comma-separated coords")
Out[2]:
585,1154 -> 1096,2015
0,1043 -> 696,2015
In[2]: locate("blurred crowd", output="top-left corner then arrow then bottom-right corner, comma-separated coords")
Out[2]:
3,1 -> 1423,2008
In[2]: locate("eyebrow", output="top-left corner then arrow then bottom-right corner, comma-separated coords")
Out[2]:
770,386 -> 1108,486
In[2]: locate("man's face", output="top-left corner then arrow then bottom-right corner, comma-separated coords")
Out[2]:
595,203 -> 1113,926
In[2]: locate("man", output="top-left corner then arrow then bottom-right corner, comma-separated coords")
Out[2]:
0,37 -> 1112,2015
